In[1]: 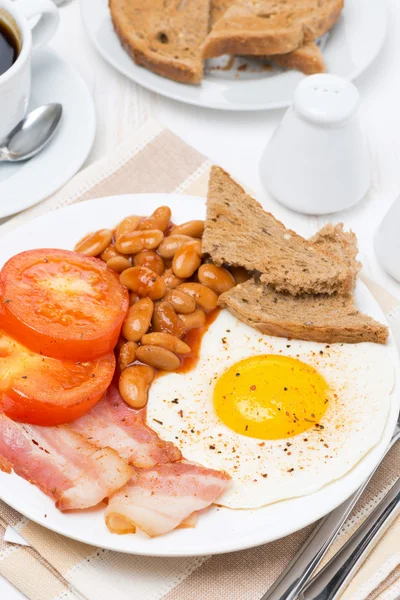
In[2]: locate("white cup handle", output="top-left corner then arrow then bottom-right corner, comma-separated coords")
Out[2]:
14,0 -> 60,50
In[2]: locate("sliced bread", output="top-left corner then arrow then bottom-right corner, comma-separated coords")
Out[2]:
109,0 -> 210,84
202,166 -> 353,296
210,2 -> 325,74
203,0 -> 343,59
219,279 -> 388,344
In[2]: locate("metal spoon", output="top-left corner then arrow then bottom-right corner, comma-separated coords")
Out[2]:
0,103 -> 62,163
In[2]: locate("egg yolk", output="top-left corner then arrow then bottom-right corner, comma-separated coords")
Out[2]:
213,355 -> 329,440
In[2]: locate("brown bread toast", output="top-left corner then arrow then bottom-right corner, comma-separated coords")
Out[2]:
219,279 -> 388,344
109,0 -> 210,84
219,221 -> 387,344
202,166 -> 353,296
204,0 -> 343,59
210,1 -> 325,74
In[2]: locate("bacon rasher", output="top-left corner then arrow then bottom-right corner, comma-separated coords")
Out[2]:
105,462 -> 231,537
70,384 -> 181,468
0,413 -> 133,510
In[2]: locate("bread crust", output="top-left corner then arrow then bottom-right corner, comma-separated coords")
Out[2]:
204,0 -> 343,59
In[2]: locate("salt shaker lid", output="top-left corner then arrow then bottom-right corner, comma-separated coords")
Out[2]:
294,74 -> 360,126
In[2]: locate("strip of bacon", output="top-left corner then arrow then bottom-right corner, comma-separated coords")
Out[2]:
0,413 -> 133,510
69,385 -> 181,468
105,462 -> 231,537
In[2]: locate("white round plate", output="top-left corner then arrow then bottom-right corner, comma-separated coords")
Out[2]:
0,48 -> 96,219
0,194 -> 398,556
80,0 -> 386,111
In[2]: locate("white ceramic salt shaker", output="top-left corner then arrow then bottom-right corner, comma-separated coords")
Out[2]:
259,74 -> 371,215
374,194 -> 400,282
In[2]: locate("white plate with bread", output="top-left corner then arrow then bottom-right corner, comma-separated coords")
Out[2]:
0,169 -> 398,555
80,0 -> 386,111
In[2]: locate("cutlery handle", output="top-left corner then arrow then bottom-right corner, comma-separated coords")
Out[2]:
302,478 -> 400,600
260,433 -> 399,600
259,491 -> 365,600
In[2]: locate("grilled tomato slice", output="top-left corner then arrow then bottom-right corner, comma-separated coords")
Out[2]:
0,249 -> 129,361
0,330 -> 115,425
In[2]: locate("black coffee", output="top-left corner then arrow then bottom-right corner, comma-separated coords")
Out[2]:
0,20 -> 19,76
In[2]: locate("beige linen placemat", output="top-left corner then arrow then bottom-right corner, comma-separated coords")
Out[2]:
0,119 -> 399,600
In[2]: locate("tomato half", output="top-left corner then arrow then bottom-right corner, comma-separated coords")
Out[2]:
0,330 -> 115,425
0,249 -> 129,361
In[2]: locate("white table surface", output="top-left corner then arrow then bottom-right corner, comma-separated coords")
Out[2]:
2,0 -> 400,598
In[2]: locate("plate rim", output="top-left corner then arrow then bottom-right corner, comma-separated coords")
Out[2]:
79,0 -> 388,111
0,192 -> 398,557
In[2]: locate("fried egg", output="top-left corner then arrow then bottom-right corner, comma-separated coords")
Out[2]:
147,310 -> 394,509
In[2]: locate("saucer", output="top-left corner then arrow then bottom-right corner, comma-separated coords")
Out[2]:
0,48 -> 96,219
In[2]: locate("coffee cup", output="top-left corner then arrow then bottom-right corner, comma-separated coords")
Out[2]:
0,0 -> 59,142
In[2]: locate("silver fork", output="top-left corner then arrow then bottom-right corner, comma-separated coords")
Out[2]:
260,416 -> 400,600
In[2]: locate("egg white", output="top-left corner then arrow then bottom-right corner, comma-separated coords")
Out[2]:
147,310 -> 394,509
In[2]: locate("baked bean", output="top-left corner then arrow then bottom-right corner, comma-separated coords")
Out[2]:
136,345 -> 180,371
230,266 -> 250,284
116,215 -> 141,239
134,250 -> 165,275
120,266 -> 166,300
198,264 -> 235,294
74,229 -> 113,256
139,206 -> 171,232
129,291 -> 140,305
141,332 -> 191,354
115,230 -> 164,255
100,244 -> 123,262
177,282 -> 218,312
178,309 -> 206,331
161,268 -> 184,289
164,289 -> 196,314
152,301 -> 185,338
119,364 -> 155,409
172,245 -> 201,279
122,298 -> 154,342
187,238 -> 202,257
106,256 -> 132,273
158,235 -> 195,259
118,341 -> 138,371
170,220 -> 204,238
